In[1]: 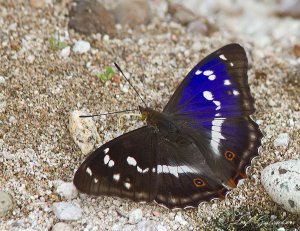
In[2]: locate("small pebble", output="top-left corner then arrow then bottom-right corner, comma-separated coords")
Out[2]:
187,20 -> 208,35
0,93 -> 7,113
293,44 -> 300,57
0,76 -> 6,85
274,133 -> 289,147
103,34 -> 110,41
69,110 -> 101,155
175,212 -> 188,226
0,191 -> 13,217
56,181 -> 78,200
120,84 -> 129,93
27,55 -> 35,63
30,0 -> 48,8
52,202 -> 82,221
52,222 -> 74,231
128,208 -> 143,224
275,0 -> 300,18
60,46 -> 71,59
73,40 -> 91,54
192,41 -> 202,51
136,220 -> 167,231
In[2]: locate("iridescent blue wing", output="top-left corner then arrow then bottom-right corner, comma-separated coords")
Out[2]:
163,43 -> 262,192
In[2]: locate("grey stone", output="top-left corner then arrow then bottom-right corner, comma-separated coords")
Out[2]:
69,0 -> 116,37
261,159 -> 300,214
0,191 -> 13,217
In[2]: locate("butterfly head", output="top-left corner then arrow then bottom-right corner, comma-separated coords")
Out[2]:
138,106 -> 158,125
139,106 -> 151,121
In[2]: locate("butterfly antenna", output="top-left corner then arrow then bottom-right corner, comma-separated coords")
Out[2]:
114,62 -> 147,107
79,109 -> 137,118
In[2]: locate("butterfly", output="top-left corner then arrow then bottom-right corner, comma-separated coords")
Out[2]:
73,43 -> 262,209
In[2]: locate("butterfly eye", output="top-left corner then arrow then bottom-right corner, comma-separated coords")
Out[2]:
193,178 -> 206,188
224,151 -> 236,161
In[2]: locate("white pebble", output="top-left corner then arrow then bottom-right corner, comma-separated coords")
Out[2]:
120,84 -> 129,93
69,110 -> 101,155
60,46 -> 71,59
274,133 -> 289,147
73,40 -> 91,54
0,76 -> 5,85
0,93 -> 7,113
175,212 -> 188,226
261,160 -> 300,214
0,191 -> 13,217
128,208 -> 143,224
56,181 -> 78,200
27,55 -> 35,63
192,41 -> 201,51
52,202 -> 82,221
103,34 -> 110,41
52,222 -> 74,231
136,220 -> 167,231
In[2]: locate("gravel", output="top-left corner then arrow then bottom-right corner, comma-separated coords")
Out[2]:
0,0 -> 299,230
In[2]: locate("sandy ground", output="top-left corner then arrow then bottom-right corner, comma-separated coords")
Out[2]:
0,0 -> 300,230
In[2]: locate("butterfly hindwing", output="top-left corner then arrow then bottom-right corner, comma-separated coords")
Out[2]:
154,137 -> 228,208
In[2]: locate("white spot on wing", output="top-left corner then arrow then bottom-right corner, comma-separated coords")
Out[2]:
86,167 -> 92,176
210,118 -> 226,153
104,148 -> 109,154
230,62 -> 234,66
233,90 -> 239,95
195,70 -> 202,75
213,100 -> 221,110
137,166 -> 143,173
224,79 -> 231,85
208,74 -> 216,80
124,182 -> 131,189
94,178 -> 98,183
203,70 -> 213,76
127,156 -> 137,166
113,173 -> 120,181
219,54 -> 227,60
108,160 -> 114,167
157,165 -> 198,178
104,155 -> 110,165
203,91 -> 213,100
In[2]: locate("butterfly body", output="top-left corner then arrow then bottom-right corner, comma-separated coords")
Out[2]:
140,107 -> 181,141
74,44 -> 262,209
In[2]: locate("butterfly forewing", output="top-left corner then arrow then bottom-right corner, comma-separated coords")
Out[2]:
164,43 -> 262,188
74,127 -> 159,202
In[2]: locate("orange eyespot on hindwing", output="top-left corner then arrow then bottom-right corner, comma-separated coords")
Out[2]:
227,178 -> 237,188
224,150 -> 236,161
193,178 -> 206,188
